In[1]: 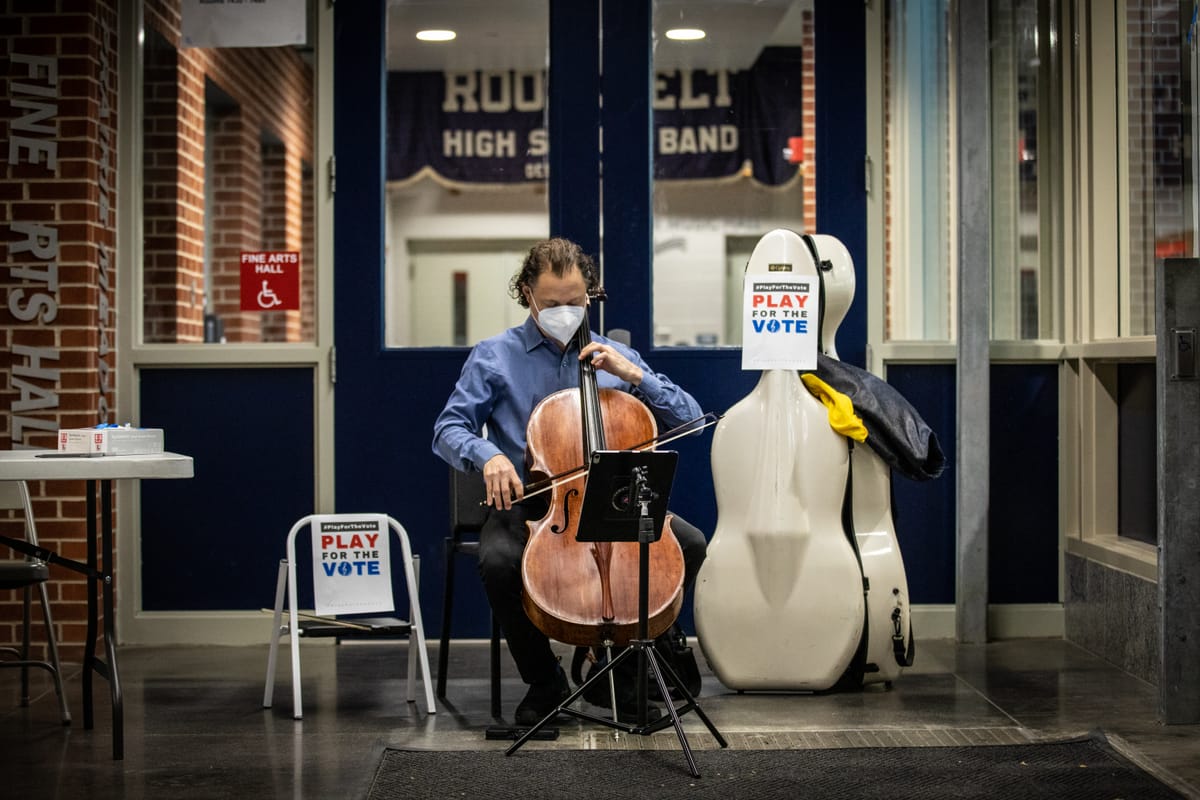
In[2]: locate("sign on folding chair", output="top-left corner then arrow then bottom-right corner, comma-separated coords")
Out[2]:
310,514 -> 393,616
263,513 -> 436,718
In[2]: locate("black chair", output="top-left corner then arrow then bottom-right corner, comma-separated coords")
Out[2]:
0,480 -> 71,725
437,468 -> 502,718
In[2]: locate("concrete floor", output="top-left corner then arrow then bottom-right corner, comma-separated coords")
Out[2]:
2,637 -> 1199,799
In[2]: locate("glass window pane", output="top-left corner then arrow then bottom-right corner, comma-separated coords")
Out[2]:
141,6 -> 315,344
383,1 -> 549,348
990,0 -> 1045,341
883,0 -> 954,341
1124,0 -> 1189,336
652,1 -> 811,347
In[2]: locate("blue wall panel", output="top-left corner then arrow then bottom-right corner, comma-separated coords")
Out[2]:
888,364 -> 957,604
140,367 -> 315,610
886,363 -> 1060,606
988,364 -> 1059,603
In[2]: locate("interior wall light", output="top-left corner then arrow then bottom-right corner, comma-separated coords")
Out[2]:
665,28 -> 706,41
416,30 -> 457,42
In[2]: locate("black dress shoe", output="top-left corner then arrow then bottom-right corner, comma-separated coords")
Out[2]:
614,700 -> 662,724
581,658 -> 662,723
648,627 -> 703,701
514,666 -> 570,726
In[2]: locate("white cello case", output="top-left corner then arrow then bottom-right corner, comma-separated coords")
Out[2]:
808,232 -> 913,685
852,443 -> 913,685
696,227 -> 907,690
694,229 -> 864,690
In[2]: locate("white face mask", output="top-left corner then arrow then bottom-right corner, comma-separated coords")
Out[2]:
531,298 -> 586,345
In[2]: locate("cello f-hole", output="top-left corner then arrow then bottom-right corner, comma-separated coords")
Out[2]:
550,487 -> 579,534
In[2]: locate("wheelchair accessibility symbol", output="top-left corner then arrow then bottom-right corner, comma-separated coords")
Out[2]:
257,280 -> 282,309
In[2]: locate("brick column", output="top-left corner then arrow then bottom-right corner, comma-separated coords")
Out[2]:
1,0 -> 120,662
208,110 -> 263,342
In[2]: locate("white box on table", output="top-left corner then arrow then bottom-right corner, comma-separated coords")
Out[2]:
57,427 -> 165,455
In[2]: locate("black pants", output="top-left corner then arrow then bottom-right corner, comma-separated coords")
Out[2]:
477,504 -> 707,686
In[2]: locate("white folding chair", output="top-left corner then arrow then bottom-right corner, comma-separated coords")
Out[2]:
261,514 -> 436,718
0,480 -> 71,724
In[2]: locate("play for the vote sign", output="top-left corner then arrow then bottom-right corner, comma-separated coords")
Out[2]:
310,516 -> 394,616
741,280 -> 818,370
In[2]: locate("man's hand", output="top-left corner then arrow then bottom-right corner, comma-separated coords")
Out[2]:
580,342 -> 643,385
483,454 -> 524,510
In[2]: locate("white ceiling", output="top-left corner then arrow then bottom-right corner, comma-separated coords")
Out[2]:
385,0 -> 810,73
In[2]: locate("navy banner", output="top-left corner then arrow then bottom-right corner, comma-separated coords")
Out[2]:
386,47 -> 803,188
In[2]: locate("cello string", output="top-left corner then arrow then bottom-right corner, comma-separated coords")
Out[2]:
502,412 -> 723,506
523,411 -> 722,492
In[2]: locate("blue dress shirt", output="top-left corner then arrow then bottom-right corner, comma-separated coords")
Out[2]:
433,315 -> 702,481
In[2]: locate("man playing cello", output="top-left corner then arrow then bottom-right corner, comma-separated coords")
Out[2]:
432,237 -> 707,726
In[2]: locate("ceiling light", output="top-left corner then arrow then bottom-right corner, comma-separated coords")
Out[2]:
416,30 -> 456,42
665,28 -> 706,41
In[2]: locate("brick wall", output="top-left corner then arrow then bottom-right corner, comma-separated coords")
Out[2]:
1,0 -> 121,662
1,0 -> 314,662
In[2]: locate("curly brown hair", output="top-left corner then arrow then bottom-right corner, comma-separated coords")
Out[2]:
509,238 -> 599,308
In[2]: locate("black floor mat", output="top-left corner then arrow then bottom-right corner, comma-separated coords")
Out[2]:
368,733 -> 1189,799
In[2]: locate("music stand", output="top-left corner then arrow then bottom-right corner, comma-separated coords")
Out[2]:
506,449 -> 727,778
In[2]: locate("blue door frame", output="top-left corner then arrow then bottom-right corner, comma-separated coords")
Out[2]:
332,0 -> 871,638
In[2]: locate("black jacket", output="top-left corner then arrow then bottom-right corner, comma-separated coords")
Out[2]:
814,354 -> 946,482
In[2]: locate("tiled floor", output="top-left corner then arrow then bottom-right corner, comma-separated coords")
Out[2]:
2,637 -> 1198,799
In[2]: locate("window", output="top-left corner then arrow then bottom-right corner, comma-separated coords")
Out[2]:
140,10 -> 316,344
990,0 -> 1054,341
651,1 -> 813,347
883,0 -> 954,342
1122,0 -> 1188,336
883,0 -> 1058,343
876,1 -> 1190,576
383,1 -> 550,348
1062,0 -> 1189,576
381,1 -> 816,349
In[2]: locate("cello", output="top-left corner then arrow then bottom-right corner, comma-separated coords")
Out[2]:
519,292 -> 686,648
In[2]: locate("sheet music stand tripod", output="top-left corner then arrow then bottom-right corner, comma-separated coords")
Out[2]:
505,450 -> 727,778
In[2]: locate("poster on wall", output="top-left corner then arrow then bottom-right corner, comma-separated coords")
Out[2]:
741,279 -> 817,371
181,0 -> 306,49
386,47 -> 804,188
310,516 -> 394,617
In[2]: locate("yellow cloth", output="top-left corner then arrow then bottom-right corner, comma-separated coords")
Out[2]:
800,373 -> 868,442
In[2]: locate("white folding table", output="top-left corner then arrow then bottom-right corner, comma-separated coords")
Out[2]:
0,451 -> 194,759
